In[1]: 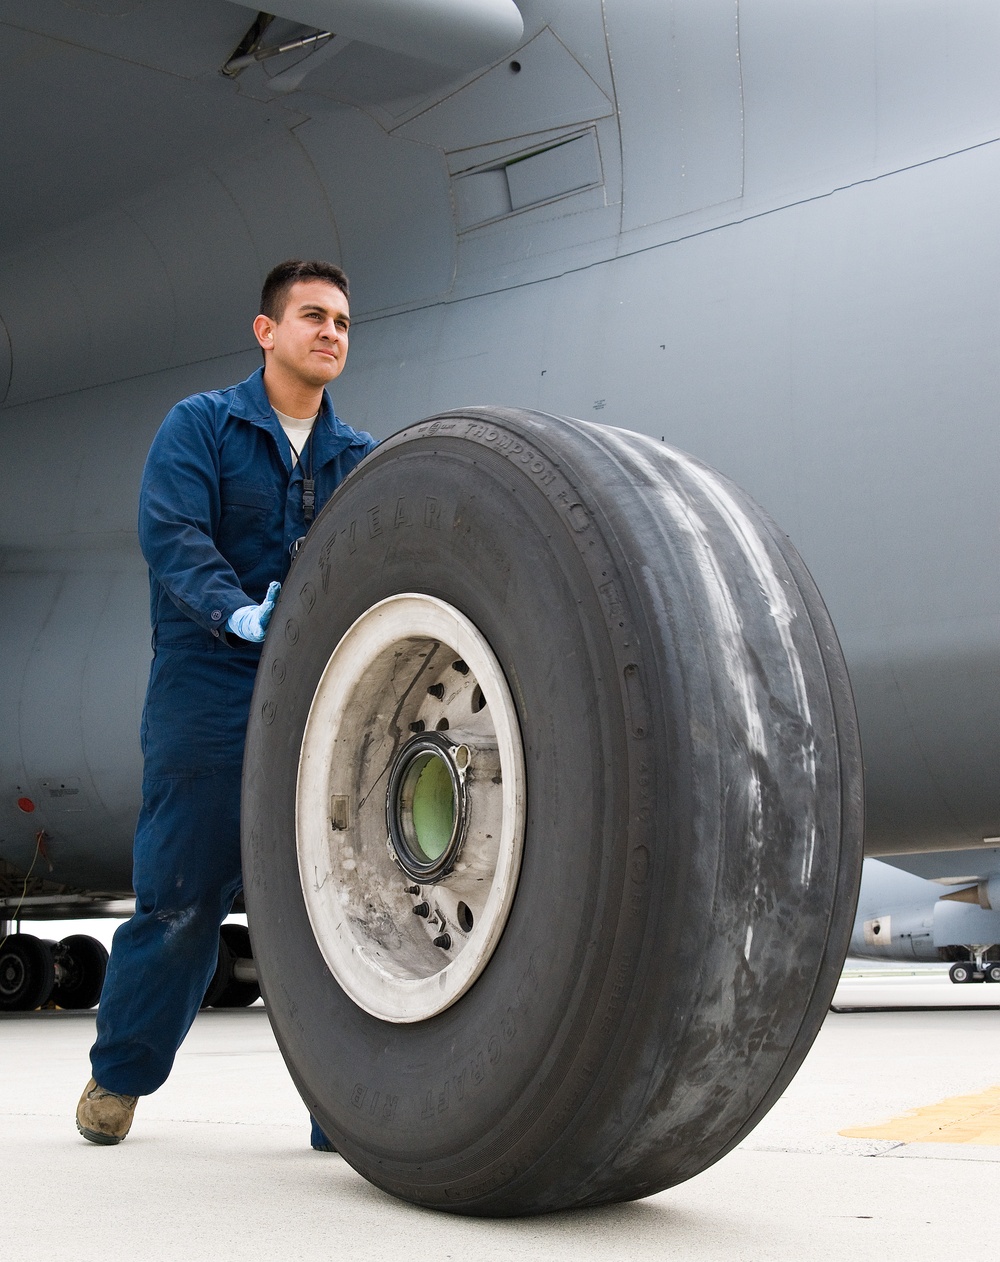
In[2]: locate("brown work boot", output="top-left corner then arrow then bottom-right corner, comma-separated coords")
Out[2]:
76,1077 -> 138,1145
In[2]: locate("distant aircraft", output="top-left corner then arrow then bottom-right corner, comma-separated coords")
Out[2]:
1,0 -> 997,1216
851,856 -> 1000,983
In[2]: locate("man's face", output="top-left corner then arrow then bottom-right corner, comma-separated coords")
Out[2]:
257,279 -> 350,388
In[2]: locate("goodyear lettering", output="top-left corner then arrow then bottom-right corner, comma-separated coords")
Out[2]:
319,533 -> 337,593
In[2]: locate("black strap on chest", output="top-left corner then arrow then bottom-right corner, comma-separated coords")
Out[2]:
287,435 -> 316,526
301,472 -> 315,526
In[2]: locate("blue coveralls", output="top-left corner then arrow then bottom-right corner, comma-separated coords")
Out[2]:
91,368 -> 376,1097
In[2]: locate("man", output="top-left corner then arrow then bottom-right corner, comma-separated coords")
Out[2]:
76,260 -> 376,1146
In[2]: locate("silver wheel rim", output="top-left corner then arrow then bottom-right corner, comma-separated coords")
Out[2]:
296,594 -> 526,1022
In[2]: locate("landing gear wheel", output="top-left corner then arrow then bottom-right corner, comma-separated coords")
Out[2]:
0,934 -> 56,1011
52,934 -> 109,1009
200,930 -> 234,1009
214,924 -> 261,1008
243,407 -> 864,1215
949,961 -> 974,984
983,963 -> 1000,984
202,925 -> 261,1008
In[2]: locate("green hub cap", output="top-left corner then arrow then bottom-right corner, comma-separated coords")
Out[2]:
388,734 -> 467,881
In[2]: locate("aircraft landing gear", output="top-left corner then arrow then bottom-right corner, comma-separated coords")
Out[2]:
948,949 -> 1000,984
0,932 -> 109,1011
201,924 -> 260,1009
51,934 -> 109,1009
0,934 -> 56,1011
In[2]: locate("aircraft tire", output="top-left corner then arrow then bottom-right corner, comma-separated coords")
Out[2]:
983,963 -> 1000,984
51,934 -> 109,1009
0,933 -> 56,1011
243,407 -> 864,1216
949,961 -> 974,984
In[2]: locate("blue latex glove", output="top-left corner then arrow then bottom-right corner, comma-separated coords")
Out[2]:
226,581 -> 281,642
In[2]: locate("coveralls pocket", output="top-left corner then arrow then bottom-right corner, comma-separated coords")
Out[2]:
216,481 -> 273,574
141,645 -> 251,776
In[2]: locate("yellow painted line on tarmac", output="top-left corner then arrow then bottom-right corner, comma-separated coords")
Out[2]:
840,1085 -> 1000,1145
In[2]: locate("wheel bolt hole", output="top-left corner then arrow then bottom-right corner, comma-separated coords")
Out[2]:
471,685 -> 487,713
457,902 -> 474,933
436,718 -> 449,730
427,683 -> 445,699
452,659 -> 469,675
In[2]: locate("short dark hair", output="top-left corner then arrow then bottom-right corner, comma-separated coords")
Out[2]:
260,259 -> 350,321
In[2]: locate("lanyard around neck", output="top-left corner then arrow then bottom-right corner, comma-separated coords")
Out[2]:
286,434 -> 315,526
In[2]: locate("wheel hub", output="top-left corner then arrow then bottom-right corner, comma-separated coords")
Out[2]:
296,594 -> 526,1023
386,732 -> 470,883
1,954 -> 25,997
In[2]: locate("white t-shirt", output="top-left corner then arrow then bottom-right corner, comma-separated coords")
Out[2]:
274,407 -> 318,465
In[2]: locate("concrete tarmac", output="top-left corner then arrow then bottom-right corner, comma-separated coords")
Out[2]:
3,972 -> 1000,1262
